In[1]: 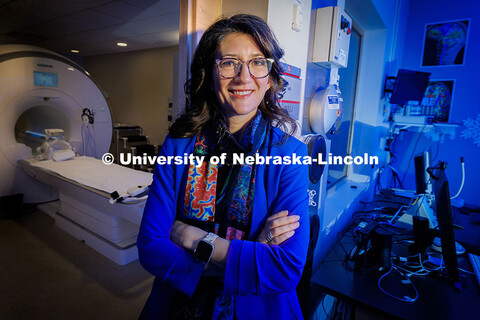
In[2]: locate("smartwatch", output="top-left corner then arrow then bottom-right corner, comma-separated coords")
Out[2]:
194,232 -> 218,264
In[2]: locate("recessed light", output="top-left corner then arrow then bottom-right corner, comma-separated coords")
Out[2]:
117,42 -> 128,47
67,67 -> 75,71
70,49 -> 80,53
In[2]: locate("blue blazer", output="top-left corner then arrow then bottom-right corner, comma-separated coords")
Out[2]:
137,126 -> 309,320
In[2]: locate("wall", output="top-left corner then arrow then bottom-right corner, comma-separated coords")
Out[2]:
221,0 -> 312,135
267,0 -> 312,135
85,46 -> 178,147
349,0 -> 409,179
308,0 -> 412,266
394,0 -> 479,206
222,0 -> 268,20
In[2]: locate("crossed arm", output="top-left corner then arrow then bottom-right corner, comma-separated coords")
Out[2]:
137,136 -> 309,297
169,210 -> 301,269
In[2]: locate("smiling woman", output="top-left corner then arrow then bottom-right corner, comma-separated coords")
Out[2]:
168,14 -> 297,139
137,14 -> 309,320
212,33 -> 272,133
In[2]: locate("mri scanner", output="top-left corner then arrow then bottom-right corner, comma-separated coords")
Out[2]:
0,39 -> 345,266
0,45 -> 151,265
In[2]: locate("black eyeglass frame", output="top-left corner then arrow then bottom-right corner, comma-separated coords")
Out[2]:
214,57 -> 274,79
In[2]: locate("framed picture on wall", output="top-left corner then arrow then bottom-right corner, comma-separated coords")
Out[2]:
422,80 -> 455,123
421,19 -> 470,67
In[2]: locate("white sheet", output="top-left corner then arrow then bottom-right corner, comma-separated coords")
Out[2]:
30,156 -> 153,195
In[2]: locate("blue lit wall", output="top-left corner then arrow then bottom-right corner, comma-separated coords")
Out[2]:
393,0 -> 480,206
310,0 -> 412,264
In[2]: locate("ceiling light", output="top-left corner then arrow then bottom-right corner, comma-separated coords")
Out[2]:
117,42 -> 128,47
70,49 -> 80,53
67,67 -> 75,71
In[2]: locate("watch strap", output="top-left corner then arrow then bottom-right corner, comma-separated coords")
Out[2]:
203,232 -> 218,244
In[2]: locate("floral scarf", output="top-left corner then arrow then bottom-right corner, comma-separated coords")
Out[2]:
183,111 -> 268,240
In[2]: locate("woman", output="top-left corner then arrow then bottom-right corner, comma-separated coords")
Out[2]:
138,14 -> 309,320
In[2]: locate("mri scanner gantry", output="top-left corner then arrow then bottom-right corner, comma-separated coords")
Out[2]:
0,44 -> 113,203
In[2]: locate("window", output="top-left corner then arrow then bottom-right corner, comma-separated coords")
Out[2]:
326,28 -> 361,187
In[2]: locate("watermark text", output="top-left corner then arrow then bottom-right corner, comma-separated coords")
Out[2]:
102,152 -> 378,167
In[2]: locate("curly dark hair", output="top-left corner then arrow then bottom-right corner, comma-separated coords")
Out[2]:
169,14 -> 297,138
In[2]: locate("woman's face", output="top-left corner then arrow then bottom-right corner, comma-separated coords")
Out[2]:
212,33 -> 271,130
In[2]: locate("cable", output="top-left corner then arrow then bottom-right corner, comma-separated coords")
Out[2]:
377,265 -> 419,303
374,167 -> 383,195
109,194 -> 149,204
420,253 -> 443,272
388,205 -> 405,224
321,295 -> 331,320
28,198 -> 61,205
336,232 -> 349,256
385,164 -> 405,189
451,157 -> 465,199
109,186 -> 150,204
91,123 -> 97,158
430,140 -> 440,165
377,222 -> 410,235
458,267 -> 475,275
394,263 -> 429,276
388,132 -> 400,166
352,209 -> 381,218
393,239 -> 414,245
318,259 -> 346,268
362,197 -> 407,206
393,252 -> 444,278
82,124 -> 86,156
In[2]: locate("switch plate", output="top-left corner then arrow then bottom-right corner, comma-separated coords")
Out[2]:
292,4 -> 303,32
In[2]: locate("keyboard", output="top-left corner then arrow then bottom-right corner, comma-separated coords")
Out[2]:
468,253 -> 480,287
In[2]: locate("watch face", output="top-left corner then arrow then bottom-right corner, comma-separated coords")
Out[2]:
194,240 -> 214,263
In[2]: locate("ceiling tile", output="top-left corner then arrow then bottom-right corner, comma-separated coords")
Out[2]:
134,12 -> 179,30
0,1 -> 60,26
0,0 -> 180,56
92,1 -> 145,19
120,0 -> 179,19
36,0 -> 117,17
21,10 -> 124,38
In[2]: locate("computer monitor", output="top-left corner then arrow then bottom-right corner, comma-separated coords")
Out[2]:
414,151 -> 431,194
430,161 -> 460,287
390,69 -> 431,105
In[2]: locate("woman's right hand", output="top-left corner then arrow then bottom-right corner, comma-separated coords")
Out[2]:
256,210 -> 300,245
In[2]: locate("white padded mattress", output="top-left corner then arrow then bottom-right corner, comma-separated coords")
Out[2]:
30,156 -> 153,195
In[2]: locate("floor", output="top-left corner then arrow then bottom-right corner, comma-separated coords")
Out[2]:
0,205 -> 153,319
0,204 -> 392,320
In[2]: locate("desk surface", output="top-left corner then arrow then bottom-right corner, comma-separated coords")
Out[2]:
310,196 -> 480,320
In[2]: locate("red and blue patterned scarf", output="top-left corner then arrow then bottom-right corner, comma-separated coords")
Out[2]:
183,111 -> 268,240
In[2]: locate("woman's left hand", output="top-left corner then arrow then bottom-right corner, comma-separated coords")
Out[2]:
257,210 -> 300,245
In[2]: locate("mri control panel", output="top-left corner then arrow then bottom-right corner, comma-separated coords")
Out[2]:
312,6 -> 352,68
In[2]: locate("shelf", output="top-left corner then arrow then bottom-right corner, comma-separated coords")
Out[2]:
390,122 -> 459,143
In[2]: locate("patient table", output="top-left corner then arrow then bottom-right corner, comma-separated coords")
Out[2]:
19,156 -> 153,265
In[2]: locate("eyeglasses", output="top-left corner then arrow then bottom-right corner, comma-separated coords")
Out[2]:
215,57 -> 274,79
